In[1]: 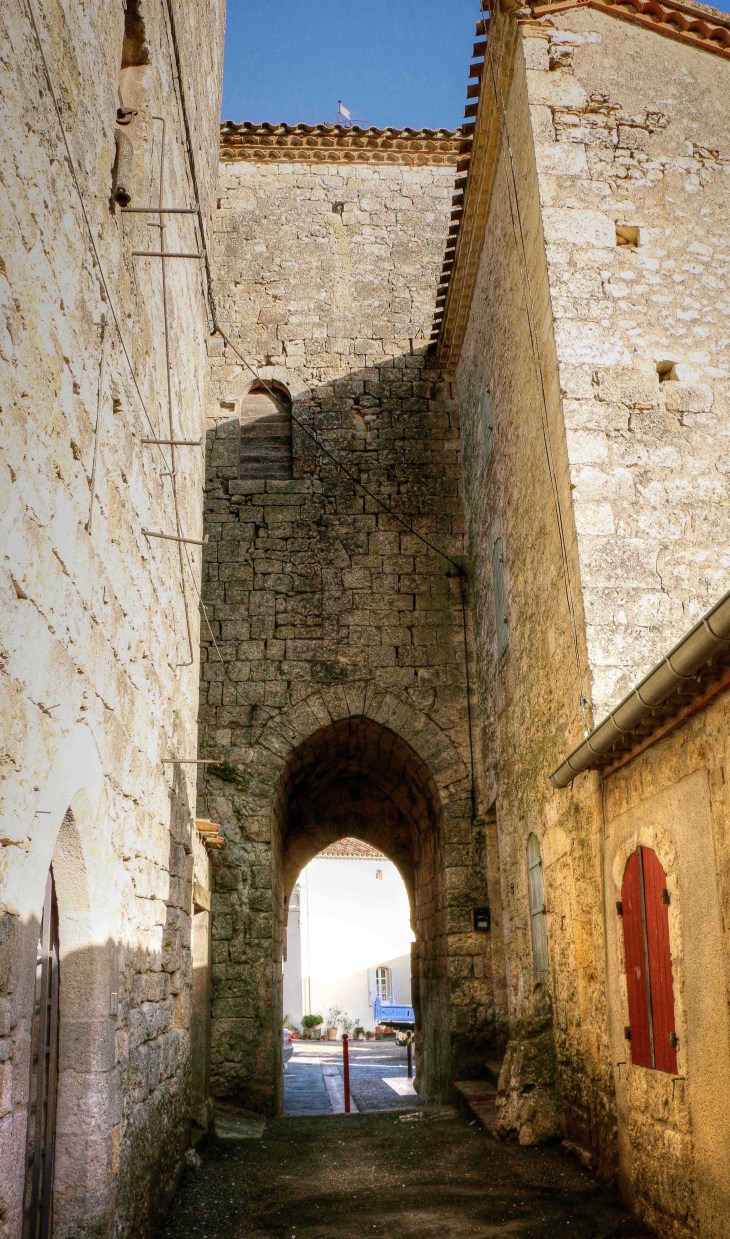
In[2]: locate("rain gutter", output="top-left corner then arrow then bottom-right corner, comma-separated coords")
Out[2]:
550,587 -> 730,788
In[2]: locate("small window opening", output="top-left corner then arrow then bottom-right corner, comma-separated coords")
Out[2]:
527,833 -> 549,973
375,967 -> 391,1001
113,3 -> 150,205
121,1 -> 150,70
332,202 -> 345,216
375,869 -> 383,881
118,1 -> 149,117
239,382 -> 293,480
616,224 -> 640,248
657,361 -> 678,382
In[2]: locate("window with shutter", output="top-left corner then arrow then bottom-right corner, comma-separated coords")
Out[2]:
479,389 -> 494,465
527,833 -> 549,973
375,967 -> 391,1001
239,383 -> 293,480
621,847 -> 678,1073
492,537 -> 508,656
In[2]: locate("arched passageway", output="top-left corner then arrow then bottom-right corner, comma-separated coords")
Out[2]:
272,716 -> 451,1113
204,704 -> 500,1116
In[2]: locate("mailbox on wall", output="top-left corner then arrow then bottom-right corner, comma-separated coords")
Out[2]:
473,906 -> 491,932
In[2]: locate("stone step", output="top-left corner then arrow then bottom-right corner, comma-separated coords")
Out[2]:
453,1079 -> 501,1138
485,1060 -> 503,1086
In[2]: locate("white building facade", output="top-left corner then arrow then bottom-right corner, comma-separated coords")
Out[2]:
284,840 -> 413,1034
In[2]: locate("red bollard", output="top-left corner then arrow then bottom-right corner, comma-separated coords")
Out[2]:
407,1034 -> 413,1079
342,1032 -> 351,1113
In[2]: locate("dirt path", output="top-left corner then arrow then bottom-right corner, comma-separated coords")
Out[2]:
158,1108 -> 648,1239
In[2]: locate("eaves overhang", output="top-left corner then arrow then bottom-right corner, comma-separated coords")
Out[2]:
533,0 -> 730,61
220,121 -> 464,165
432,4 -> 524,365
551,588 -> 730,788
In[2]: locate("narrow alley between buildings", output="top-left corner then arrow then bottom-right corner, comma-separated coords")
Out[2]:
159,1103 -> 647,1239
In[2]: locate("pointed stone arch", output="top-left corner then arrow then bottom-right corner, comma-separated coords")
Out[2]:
203,694 -> 492,1116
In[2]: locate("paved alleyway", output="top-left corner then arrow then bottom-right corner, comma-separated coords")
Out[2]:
285,1040 -> 418,1115
159,1107 -> 648,1239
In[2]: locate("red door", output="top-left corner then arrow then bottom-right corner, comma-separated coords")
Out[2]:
621,847 -> 677,1074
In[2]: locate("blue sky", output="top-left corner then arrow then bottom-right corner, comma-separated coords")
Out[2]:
221,0 -> 479,131
221,0 -> 730,130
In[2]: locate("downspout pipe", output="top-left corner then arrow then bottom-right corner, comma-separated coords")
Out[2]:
550,587 -> 730,789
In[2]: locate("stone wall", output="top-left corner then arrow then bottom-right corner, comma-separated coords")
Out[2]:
455,11 -> 612,1166
452,1 -> 730,1232
197,135 -> 506,1113
526,6 -> 730,724
0,0 -> 224,1235
601,694 -> 730,1238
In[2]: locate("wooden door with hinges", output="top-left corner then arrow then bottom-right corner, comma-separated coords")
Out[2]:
621,847 -> 677,1074
23,871 -> 60,1239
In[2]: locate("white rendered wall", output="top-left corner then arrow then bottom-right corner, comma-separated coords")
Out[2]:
285,855 -> 414,1032
283,885 -> 303,1028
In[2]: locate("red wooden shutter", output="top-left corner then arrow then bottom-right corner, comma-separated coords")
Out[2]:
641,848 -> 678,1074
622,849 -> 653,1069
621,847 -> 677,1074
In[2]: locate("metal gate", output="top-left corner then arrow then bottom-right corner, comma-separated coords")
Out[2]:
23,870 -> 59,1239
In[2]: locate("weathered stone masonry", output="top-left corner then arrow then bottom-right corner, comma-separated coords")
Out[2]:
196,124 -> 507,1114
445,1 -> 730,1235
0,1 -> 224,1235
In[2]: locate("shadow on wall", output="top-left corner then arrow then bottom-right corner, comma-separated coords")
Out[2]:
0,767 -> 205,1239
199,349 -> 500,1118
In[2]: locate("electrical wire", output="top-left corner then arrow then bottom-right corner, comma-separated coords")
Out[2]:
24,0 -> 483,811
160,0 -> 483,809
213,328 -> 467,575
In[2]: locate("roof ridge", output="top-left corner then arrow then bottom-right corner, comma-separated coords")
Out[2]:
220,120 -> 464,138
219,121 -> 467,166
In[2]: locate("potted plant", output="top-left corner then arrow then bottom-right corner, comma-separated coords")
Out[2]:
365,1030 -> 375,1040
353,1025 -> 365,1041
341,1015 -> 354,1039
301,1013 -> 323,1040
326,1006 -> 344,1040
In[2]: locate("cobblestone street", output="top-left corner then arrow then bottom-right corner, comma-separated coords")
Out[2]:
159,1106 -> 648,1239
285,1041 -> 418,1116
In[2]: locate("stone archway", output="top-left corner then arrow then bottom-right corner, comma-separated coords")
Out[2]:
272,716 -> 450,1114
204,695 -> 496,1116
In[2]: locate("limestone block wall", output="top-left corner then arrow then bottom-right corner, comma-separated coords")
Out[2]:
525,7 -> 730,723
453,1 -> 730,1227
455,15 -> 613,1169
197,139 -> 505,1113
601,691 -> 730,1238
0,1 -> 223,1235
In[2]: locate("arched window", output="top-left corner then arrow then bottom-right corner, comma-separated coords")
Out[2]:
239,383 -> 293,480
621,846 -> 677,1073
527,833 -> 549,973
